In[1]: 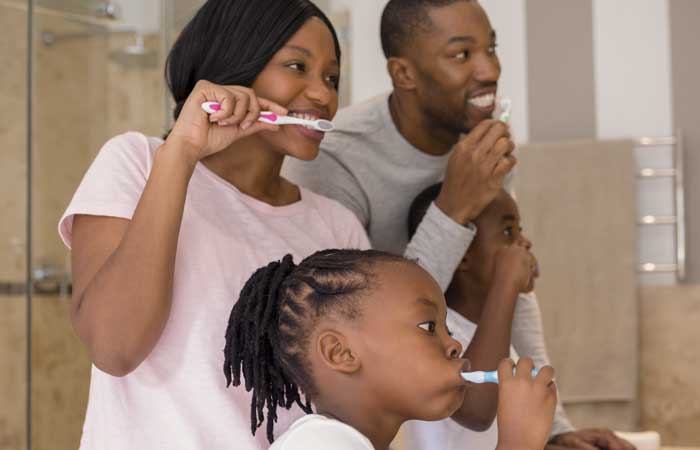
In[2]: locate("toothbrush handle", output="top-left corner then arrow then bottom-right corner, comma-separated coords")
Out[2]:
492,368 -> 540,383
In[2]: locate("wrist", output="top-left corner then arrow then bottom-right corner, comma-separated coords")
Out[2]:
160,138 -> 200,172
435,194 -> 478,225
157,140 -> 199,175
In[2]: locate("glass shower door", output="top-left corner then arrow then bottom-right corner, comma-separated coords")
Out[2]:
27,1 -> 171,449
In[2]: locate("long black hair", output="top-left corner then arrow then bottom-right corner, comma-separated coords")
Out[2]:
223,249 -> 406,443
166,0 -> 341,120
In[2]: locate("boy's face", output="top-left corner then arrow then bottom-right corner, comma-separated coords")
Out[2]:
467,191 -> 536,292
347,261 -> 470,421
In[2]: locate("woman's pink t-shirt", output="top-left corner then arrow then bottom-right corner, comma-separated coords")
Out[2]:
58,132 -> 371,450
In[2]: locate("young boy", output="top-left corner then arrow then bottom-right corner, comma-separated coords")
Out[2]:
403,184 -> 571,450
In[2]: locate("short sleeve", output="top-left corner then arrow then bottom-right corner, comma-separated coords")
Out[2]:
277,417 -> 374,450
58,132 -> 157,249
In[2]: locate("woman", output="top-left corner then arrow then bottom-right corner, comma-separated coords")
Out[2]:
58,1 -> 368,448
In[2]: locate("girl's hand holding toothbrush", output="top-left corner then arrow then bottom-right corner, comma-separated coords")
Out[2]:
167,80 -> 287,164
496,357 -> 557,450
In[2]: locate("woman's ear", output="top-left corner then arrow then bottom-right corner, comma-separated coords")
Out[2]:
317,331 -> 361,374
387,57 -> 417,91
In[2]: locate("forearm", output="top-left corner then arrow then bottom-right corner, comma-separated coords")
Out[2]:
452,283 -> 520,429
404,202 -> 475,292
73,142 -> 196,375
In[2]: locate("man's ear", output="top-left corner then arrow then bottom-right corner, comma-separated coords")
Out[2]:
317,330 -> 361,374
387,56 -> 417,91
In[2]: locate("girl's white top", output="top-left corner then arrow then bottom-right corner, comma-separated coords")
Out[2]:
270,414 -> 375,450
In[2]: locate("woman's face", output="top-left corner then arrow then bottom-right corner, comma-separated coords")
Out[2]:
349,262 -> 470,421
251,17 -> 340,161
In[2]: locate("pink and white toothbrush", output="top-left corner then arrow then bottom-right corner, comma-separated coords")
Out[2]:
201,102 -> 335,132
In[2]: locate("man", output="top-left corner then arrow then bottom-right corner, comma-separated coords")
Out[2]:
283,1 -> 634,450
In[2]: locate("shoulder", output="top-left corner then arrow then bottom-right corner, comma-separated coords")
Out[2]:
322,93 -> 391,153
96,131 -> 163,171
271,415 -> 374,450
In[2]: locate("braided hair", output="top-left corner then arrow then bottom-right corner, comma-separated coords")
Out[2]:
223,249 -> 406,443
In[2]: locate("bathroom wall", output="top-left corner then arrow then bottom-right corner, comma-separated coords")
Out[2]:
0,1 -> 27,448
640,284 -> 700,445
0,2 -> 167,449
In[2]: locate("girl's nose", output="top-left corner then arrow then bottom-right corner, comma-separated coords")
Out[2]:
446,335 -> 463,359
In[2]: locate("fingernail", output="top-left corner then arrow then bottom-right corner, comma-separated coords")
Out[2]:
241,121 -> 252,130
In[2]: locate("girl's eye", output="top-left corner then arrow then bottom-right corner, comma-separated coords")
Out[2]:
418,321 -> 437,333
503,226 -> 514,237
447,327 -> 454,337
455,51 -> 471,61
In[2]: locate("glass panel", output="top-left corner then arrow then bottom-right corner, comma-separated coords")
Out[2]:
30,1 -> 168,448
0,0 -> 28,448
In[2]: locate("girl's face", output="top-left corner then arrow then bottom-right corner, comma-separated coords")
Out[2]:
349,262 -> 470,421
251,17 -> 340,161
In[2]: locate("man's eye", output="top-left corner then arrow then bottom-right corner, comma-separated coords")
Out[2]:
418,321 -> 436,333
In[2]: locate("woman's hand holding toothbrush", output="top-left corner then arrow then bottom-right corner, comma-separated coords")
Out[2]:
496,357 -> 557,450
167,80 -> 287,165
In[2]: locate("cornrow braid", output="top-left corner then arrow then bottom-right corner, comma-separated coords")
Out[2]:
223,249 -> 406,443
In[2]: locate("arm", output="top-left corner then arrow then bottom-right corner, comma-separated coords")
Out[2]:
511,293 -> 575,436
450,243 -> 537,430
450,282 -> 519,430
71,142 -> 196,377
70,81 -> 286,376
406,120 -> 515,290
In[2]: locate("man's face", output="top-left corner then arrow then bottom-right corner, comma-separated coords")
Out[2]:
408,1 -> 501,134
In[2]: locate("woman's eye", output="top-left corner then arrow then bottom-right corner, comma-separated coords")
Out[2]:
418,321 -> 437,333
287,62 -> 306,72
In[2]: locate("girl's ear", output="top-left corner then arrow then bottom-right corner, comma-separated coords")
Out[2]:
317,331 -> 361,374
387,57 -> 417,91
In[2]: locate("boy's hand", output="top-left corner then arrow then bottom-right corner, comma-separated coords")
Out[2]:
492,243 -> 538,293
497,358 -> 557,450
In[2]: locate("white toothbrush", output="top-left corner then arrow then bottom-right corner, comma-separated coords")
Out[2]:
497,97 -> 512,124
201,102 -> 335,132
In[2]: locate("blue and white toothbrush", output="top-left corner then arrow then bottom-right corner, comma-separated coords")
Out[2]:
461,368 -> 539,384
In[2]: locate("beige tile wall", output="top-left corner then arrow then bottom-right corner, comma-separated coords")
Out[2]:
640,285 -> 700,446
1,3 -> 167,449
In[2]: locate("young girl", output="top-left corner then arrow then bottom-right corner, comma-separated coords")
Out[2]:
224,249 -> 557,450
58,1 -> 368,448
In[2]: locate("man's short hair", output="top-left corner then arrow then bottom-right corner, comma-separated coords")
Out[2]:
380,0 -> 472,58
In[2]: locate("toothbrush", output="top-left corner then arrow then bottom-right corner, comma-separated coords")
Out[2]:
461,368 -> 539,384
201,102 -> 335,132
497,97 -> 512,124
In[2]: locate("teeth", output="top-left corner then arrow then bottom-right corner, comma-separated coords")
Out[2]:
468,93 -> 495,108
290,112 -> 319,122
